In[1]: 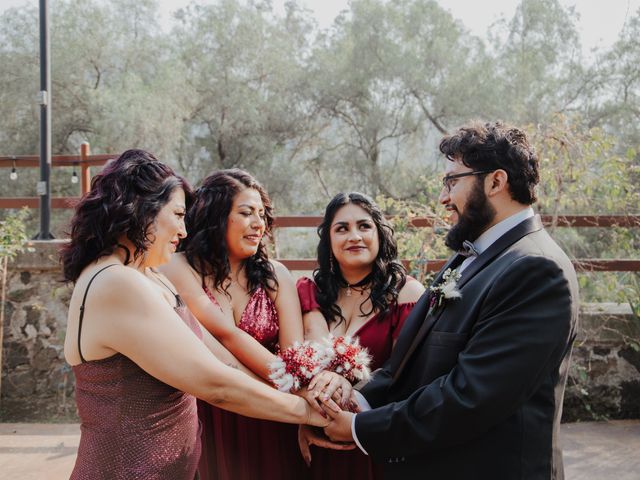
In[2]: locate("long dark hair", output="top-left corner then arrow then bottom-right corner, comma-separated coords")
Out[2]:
61,149 -> 192,282
313,192 -> 406,326
181,169 -> 277,294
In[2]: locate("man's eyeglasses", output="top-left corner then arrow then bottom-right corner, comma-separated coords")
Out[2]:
441,170 -> 496,192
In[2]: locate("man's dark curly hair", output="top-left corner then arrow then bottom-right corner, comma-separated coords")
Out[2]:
180,169 -> 277,294
439,121 -> 539,204
313,192 -> 406,326
61,149 -> 192,282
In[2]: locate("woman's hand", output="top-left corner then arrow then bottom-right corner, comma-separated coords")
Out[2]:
308,370 -> 353,409
296,383 -> 343,417
304,399 -> 332,428
298,424 -> 356,466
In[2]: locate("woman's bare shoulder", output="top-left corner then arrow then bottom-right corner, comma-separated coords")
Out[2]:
397,277 -> 426,304
160,253 -> 200,284
76,264 -> 151,307
269,259 -> 292,278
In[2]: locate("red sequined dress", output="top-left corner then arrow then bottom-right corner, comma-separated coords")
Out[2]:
197,286 -> 307,480
70,267 -> 203,480
296,277 -> 416,480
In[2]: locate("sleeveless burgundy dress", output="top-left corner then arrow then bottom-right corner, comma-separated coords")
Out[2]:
296,277 -> 416,480
70,265 -> 202,480
196,286 -> 307,480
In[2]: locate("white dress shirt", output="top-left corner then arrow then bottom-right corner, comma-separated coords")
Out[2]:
350,207 -> 535,454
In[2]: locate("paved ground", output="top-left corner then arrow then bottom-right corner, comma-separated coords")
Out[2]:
0,420 -> 638,479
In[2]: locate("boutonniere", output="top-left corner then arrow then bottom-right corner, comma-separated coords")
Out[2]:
428,268 -> 462,315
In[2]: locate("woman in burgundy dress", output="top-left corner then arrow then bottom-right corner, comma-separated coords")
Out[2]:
61,152 -> 328,480
297,192 -> 425,480
161,169 -> 352,480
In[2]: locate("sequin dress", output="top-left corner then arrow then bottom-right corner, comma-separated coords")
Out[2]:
70,267 -> 203,480
296,277 -> 416,480
197,286 -> 307,480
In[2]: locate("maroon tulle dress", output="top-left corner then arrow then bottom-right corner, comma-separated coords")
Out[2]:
296,277 -> 416,480
71,268 -> 203,480
197,286 -> 307,480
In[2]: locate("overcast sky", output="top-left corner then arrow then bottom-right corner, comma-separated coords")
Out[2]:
2,0 -> 639,54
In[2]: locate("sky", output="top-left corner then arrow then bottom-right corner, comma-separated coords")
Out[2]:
1,0 -> 639,53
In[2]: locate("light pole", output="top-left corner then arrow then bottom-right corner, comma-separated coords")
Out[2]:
34,0 -> 53,239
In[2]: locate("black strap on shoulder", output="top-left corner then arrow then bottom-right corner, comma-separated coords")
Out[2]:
149,268 -> 184,308
77,264 -> 118,363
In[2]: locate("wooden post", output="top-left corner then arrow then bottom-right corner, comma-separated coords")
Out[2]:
0,256 -> 8,402
80,142 -> 91,194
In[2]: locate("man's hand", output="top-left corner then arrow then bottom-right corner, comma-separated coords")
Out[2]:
298,425 -> 356,466
322,399 -> 356,443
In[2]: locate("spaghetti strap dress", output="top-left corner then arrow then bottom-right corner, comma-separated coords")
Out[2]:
70,265 -> 203,480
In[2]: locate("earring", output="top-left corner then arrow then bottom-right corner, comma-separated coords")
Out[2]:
329,253 -> 335,274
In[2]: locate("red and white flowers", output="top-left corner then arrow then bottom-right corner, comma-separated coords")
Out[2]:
269,341 -> 329,393
321,335 -> 372,384
269,335 -> 371,393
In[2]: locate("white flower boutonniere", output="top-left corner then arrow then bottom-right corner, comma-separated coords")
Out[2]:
428,268 -> 462,315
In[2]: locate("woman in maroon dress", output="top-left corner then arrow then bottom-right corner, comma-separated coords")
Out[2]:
297,192 -> 425,479
161,169 -> 352,480
61,152 -> 328,480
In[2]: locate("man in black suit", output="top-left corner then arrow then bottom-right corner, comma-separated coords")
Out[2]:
323,121 -> 579,479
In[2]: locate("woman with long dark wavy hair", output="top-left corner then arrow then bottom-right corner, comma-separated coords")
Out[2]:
61,152 -> 328,480
296,192 -> 424,479
160,169 -> 353,480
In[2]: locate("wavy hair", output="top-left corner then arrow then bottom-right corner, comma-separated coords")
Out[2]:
313,192 -> 406,326
180,169 -> 277,294
439,121 -> 540,204
61,149 -> 191,282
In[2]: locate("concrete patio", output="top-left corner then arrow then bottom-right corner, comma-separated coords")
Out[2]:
0,420 -> 638,479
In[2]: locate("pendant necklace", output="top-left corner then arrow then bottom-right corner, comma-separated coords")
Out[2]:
343,273 -> 372,297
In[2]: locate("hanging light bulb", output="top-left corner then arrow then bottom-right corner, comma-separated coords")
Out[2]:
71,166 -> 79,184
10,160 -> 18,180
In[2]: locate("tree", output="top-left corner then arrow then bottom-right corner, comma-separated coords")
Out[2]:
490,0 -> 586,124
0,209 -> 31,401
0,0 -> 190,159
171,0 -> 319,204
584,8 -> 640,148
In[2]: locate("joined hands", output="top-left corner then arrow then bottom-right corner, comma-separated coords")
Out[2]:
297,371 -> 360,463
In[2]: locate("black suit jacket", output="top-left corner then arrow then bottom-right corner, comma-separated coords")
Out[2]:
356,215 -> 579,480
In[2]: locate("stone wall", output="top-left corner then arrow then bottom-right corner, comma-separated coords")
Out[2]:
1,242 -> 639,421
563,303 -> 640,421
1,241 -> 75,420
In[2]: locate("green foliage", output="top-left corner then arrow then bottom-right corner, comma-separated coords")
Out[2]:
0,209 -> 31,261
490,0 -> 584,123
524,116 -> 639,310
376,188 -> 448,286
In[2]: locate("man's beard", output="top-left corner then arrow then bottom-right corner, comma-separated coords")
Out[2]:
445,180 -> 496,252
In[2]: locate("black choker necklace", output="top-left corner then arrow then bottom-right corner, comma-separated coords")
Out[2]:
340,273 -> 372,297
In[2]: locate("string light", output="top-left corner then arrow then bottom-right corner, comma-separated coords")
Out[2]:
71,163 -> 79,184
10,159 -> 17,180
